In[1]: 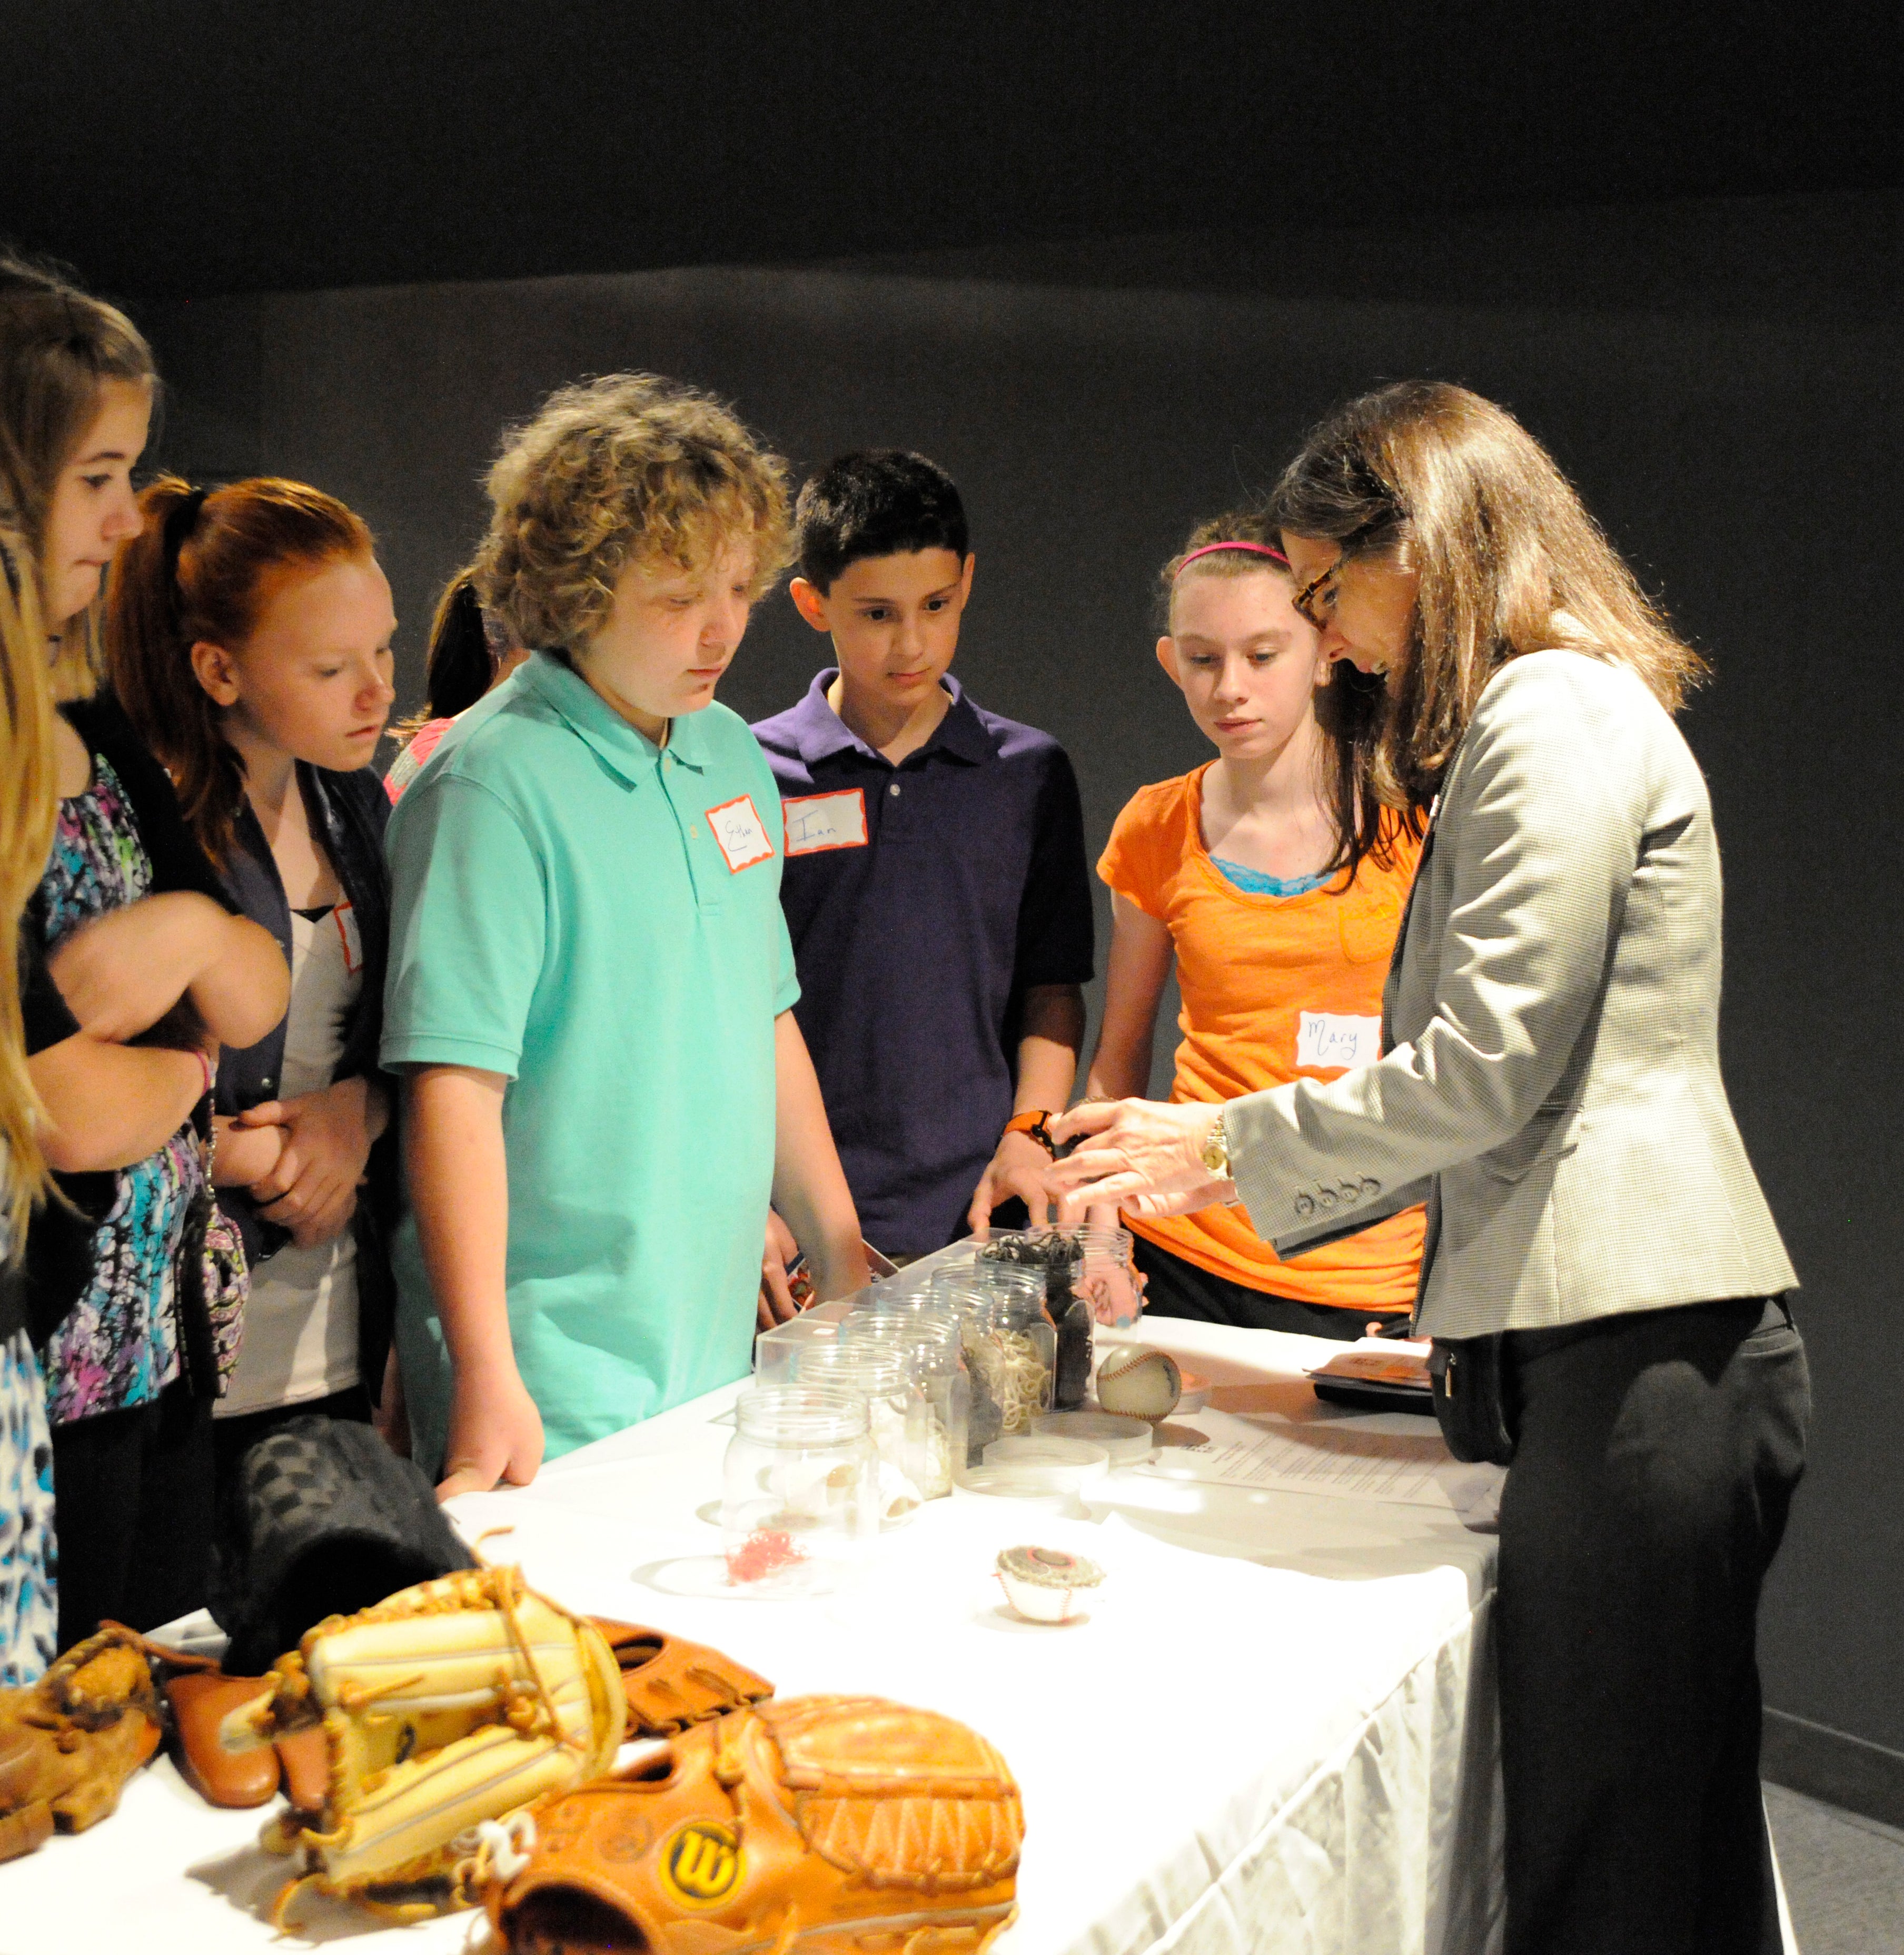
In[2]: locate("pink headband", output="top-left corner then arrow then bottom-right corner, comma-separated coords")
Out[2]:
1173,540 -> 1289,577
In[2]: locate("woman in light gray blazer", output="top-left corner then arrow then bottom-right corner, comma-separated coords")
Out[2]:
1050,382 -> 1808,1955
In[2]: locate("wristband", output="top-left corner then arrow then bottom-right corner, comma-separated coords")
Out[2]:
1003,1109 -> 1057,1156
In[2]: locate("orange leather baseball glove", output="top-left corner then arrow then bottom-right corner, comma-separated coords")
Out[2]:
591,1619 -> 773,1737
484,1694 -> 1023,1954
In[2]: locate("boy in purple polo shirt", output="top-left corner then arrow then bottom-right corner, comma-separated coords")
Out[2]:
752,451 -> 1094,1263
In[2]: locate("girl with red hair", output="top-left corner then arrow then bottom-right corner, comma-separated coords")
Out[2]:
109,476 -> 401,1483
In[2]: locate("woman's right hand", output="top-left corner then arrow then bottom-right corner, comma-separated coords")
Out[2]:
48,891 -> 229,1042
435,1358 -> 544,1502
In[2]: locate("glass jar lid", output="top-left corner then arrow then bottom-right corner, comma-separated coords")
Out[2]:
734,1384 -> 869,1445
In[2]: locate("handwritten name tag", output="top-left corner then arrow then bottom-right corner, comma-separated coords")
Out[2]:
332,900 -> 364,975
706,794 -> 775,873
1295,1010 -> 1382,1071
783,788 -> 868,856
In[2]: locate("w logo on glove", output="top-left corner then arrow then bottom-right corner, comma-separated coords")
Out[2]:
664,1821 -> 741,1902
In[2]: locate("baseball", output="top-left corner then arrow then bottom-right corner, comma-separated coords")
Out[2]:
1094,1345 -> 1182,1420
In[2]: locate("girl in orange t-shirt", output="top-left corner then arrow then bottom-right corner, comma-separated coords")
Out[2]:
1085,514 -> 1424,1336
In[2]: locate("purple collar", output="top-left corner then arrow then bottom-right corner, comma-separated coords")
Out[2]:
777,668 -> 996,768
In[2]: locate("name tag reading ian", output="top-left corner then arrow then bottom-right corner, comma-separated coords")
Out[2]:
706,794 -> 775,873
782,788 -> 868,856
1296,1010 -> 1382,1071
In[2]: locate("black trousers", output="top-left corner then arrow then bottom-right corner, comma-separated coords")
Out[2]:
51,1378 -> 215,1649
1132,1233 -> 1372,1340
1496,1296 -> 1808,1955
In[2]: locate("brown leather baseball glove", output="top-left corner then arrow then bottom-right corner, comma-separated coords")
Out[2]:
0,1625 -> 169,1862
484,1694 -> 1023,1954
589,1618 -> 773,1737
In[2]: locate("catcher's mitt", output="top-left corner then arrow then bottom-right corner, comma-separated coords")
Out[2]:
0,1625 -> 168,1863
592,1619 -> 772,1737
483,1694 -> 1023,1955
217,1564 -> 626,1924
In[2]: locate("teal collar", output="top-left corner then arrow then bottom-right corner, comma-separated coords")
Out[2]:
520,651 -> 712,787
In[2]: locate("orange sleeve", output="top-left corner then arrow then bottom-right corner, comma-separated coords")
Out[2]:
1097,778 -> 1186,920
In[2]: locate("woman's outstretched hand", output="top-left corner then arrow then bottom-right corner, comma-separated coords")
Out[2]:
1043,1098 -> 1238,1228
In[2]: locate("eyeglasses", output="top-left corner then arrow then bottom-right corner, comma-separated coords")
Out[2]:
1291,556 -> 1345,633
1289,517 -> 1395,633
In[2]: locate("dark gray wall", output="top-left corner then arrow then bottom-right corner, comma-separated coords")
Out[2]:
141,195 -> 1902,1754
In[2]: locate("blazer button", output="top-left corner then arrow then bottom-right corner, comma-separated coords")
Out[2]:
1317,1188 -> 1338,1211
1363,1177 -> 1382,1198
1294,1192 -> 1314,1219
260,1076 -> 275,1093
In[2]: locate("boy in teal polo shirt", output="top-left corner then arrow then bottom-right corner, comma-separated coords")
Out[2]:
383,375 -> 867,1492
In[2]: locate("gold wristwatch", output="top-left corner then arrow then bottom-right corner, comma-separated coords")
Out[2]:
1202,1110 -> 1232,1178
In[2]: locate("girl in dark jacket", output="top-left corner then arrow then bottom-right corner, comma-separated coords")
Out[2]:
107,476 -> 401,1483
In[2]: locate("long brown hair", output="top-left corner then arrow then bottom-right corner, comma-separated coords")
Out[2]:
1268,381 -> 1705,810
106,475 -> 375,863
1161,509 -> 1414,878
0,529 -> 56,1241
0,253 -> 157,699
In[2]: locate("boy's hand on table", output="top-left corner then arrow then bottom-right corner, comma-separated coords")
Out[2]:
757,1209 -> 806,1330
967,1129 -> 1057,1240
437,1358 -> 543,1500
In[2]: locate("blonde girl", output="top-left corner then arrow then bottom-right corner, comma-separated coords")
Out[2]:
1,254 -> 286,1647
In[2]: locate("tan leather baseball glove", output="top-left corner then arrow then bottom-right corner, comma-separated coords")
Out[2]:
0,1625 -> 168,1862
483,1694 -> 1024,1954
216,1563 -> 626,1924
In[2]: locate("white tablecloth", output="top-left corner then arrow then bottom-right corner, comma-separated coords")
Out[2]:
0,1320 -> 1504,1954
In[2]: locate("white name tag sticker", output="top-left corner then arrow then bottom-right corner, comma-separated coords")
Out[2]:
782,788 -> 869,856
1296,1011 -> 1382,1071
332,900 -> 364,975
706,794 -> 775,873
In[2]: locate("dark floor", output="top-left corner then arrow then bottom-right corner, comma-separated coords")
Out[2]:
1766,1782 -> 1904,1954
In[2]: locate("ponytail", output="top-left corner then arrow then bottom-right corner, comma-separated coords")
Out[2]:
421,568 -> 495,721
106,474 -> 375,864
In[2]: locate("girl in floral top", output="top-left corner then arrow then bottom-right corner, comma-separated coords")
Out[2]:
3,255 -> 286,1647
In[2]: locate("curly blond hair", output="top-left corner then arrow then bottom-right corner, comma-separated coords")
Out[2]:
477,374 -> 792,652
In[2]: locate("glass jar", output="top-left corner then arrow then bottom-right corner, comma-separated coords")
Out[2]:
1074,1225 -> 1142,1328
855,1313 -> 969,1502
791,1344 -> 936,1524
991,1232 -> 1093,1411
936,1280 -> 1006,1467
721,1386 -> 877,1595
976,1227 -> 1138,1407
960,1278 -> 1055,1443
1056,1226 -> 1137,1406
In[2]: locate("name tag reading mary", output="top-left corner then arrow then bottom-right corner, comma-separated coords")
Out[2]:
1296,1011 -> 1382,1071
782,788 -> 868,856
